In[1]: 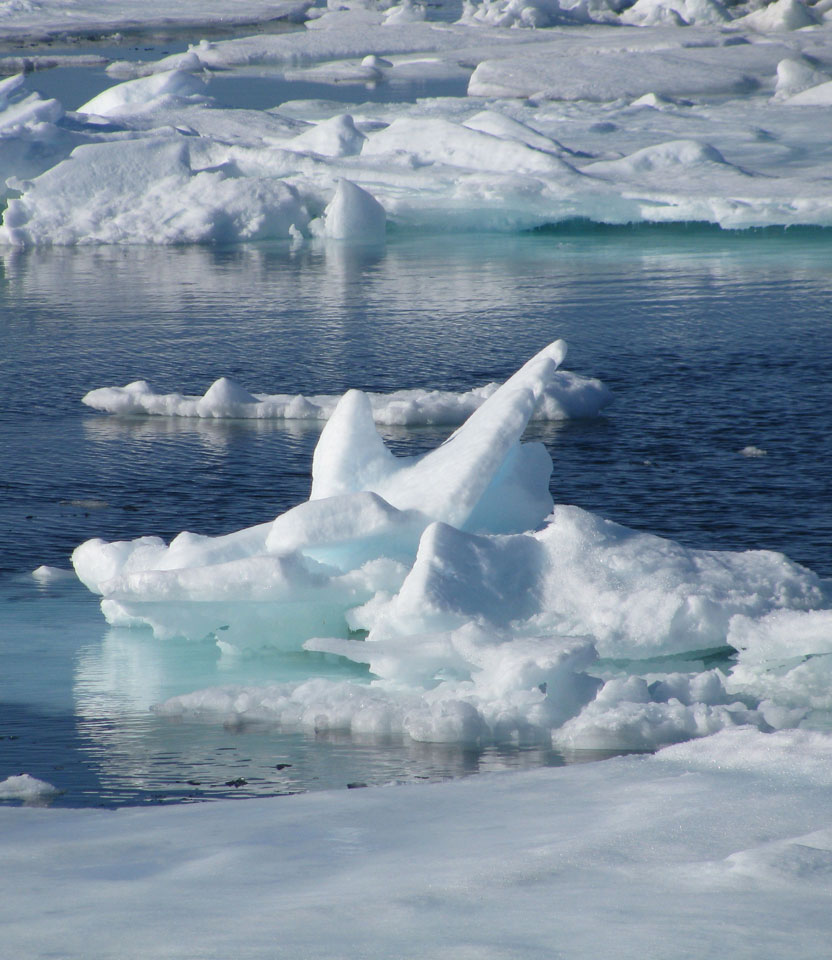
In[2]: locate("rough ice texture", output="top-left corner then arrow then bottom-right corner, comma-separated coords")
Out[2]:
3,11 -> 832,243
0,774 -> 60,802
81,368 -> 612,424
73,342 -> 832,753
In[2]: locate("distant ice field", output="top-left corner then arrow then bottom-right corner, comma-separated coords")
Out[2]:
2,228 -> 831,806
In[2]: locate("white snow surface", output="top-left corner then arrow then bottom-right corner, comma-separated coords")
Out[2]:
0,773 -> 60,802
5,9 -> 832,954
81,368 -> 612,424
4,729 -> 832,959
0,0 -> 312,39
2,6 -> 832,242
72,343 -> 832,755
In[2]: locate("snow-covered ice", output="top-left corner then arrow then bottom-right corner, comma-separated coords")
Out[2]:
81,366 -> 610,425
0,773 -> 61,803
71,342 -> 832,755
3,728 -> 832,959
3,4 -> 832,955
2,3 -> 832,242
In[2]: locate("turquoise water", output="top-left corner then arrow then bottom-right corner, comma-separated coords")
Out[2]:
1,227 -> 831,805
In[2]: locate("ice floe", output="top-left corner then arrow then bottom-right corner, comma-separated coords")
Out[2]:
73,343 -> 832,753
0,774 -> 61,803
81,367 -> 612,425
2,4 -> 832,242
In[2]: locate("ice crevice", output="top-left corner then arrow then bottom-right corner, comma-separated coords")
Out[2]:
72,342 -> 832,752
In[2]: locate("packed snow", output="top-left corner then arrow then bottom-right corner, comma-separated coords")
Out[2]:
2,2 -> 832,243
4,728 -> 832,959
72,343 -> 832,755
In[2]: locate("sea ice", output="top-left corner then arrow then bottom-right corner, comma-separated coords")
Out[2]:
80,367 -> 612,424
3,728 -> 832,958
2,6 -> 832,243
0,774 -> 60,802
73,343 -> 832,752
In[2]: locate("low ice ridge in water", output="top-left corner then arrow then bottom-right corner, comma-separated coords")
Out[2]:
81,367 -> 611,425
72,341 -> 832,753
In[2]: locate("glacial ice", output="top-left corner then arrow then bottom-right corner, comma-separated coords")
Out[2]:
73,343 -> 832,753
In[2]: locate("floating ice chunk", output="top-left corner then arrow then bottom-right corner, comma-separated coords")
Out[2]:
728,609 -> 832,664
362,55 -> 392,69
0,73 -> 26,108
72,520 -> 275,595
310,389 -> 398,499
97,554 -> 406,648
31,565 -> 75,581
0,84 -> 63,133
164,624 -> 602,743
620,0 -> 729,27
323,179 -> 386,243
725,608 -> 832,721
77,70 -> 209,117
283,115 -> 367,158
359,522 -> 546,638
354,500 -> 827,659
772,57 -> 830,100
468,43 -> 776,102
735,0 -> 820,32
73,535 -> 169,594
529,505 -> 826,658
105,50 -> 206,81
198,378 -> 259,413
0,774 -> 60,803
458,0 -> 623,28
383,0 -> 426,24
81,371 -> 611,424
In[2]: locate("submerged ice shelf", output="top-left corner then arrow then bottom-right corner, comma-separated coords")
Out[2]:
73,342 -> 832,754
2,2 -> 832,243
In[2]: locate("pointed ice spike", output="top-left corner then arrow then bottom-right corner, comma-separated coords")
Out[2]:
309,341 -> 566,531
311,389 -> 398,499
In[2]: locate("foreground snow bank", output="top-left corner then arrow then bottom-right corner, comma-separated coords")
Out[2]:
3,729 -> 832,959
72,343 -> 832,754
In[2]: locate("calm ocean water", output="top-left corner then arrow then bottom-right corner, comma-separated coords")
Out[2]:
2,227 -> 831,805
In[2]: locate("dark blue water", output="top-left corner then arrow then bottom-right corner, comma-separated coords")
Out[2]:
1,227 -> 831,805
